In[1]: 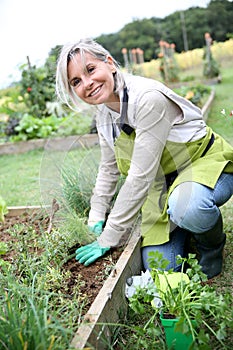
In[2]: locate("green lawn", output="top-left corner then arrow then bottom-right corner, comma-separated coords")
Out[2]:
206,63 -> 233,145
0,149 -> 43,206
0,146 -> 100,206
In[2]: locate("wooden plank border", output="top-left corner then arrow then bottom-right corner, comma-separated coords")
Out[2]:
201,89 -> 215,121
0,134 -> 99,155
6,205 -> 51,217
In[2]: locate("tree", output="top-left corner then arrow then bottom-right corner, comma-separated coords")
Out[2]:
206,0 -> 233,41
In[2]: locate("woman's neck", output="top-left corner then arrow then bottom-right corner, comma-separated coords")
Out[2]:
105,93 -> 120,113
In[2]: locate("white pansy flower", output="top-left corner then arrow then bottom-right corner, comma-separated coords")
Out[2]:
220,109 -> 226,115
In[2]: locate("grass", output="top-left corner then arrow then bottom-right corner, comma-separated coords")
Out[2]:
0,149 -> 43,206
0,145 -> 100,207
205,63 -> 233,145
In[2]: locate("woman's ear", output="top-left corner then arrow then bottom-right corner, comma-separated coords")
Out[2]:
105,55 -> 115,71
105,55 -> 113,63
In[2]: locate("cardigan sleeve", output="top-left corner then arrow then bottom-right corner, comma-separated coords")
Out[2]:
88,131 -> 120,225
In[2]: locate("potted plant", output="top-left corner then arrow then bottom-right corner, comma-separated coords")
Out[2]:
128,252 -> 232,349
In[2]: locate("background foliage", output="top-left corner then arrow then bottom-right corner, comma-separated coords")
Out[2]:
95,0 -> 233,64
0,0 -> 232,143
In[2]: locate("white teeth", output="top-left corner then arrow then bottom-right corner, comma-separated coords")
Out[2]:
90,87 -> 101,96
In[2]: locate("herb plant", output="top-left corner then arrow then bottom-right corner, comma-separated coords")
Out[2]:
129,252 -> 233,349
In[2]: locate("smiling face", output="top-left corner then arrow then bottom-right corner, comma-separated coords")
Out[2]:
68,52 -> 120,110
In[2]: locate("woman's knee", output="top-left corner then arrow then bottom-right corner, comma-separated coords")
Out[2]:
141,228 -> 188,271
167,182 -> 219,232
168,182 -> 197,224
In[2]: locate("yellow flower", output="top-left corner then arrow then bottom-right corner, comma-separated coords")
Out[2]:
185,90 -> 194,100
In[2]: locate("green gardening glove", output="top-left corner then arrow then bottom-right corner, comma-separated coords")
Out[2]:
88,220 -> 104,236
75,241 -> 110,266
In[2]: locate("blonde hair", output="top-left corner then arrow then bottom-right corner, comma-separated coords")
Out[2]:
56,38 -> 125,110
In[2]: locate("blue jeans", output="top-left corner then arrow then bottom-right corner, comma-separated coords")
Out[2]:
142,173 -> 233,271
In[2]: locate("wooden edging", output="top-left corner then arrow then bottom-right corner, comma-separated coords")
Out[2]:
0,133 -> 99,155
71,229 -> 142,350
6,205 -> 51,217
201,88 -> 215,121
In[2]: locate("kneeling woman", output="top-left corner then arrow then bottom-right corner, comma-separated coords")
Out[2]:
56,38 -> 233,279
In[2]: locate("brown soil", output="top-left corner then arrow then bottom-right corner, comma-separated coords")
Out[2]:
0,212 -> 122,312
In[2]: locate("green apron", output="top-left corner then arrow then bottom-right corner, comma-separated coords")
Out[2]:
114,126 -> 233,246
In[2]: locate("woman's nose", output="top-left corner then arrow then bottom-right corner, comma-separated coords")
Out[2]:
83,76 -> 93,89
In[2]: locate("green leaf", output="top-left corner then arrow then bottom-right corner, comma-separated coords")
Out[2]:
0,195 -> 8,222
0,242 -> 8,255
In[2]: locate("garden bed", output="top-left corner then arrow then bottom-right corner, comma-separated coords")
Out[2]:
1,206 -> 142,349
1,210 -> 122,310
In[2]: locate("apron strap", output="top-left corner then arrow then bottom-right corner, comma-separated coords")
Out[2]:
119,87 -> 134,136
120,86 -> 129,128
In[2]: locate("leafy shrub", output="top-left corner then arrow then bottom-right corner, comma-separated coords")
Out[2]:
174,84 -> 211,107
0,52 -> 60,140
20,58 -> 56,119
9,114 -> 64,141
0,85 -> 94,142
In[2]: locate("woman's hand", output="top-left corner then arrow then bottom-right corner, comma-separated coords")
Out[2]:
88,220 -> 104,236
75,241 -> 110,266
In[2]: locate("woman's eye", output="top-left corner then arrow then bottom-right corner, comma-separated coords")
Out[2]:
70,78 -> 80,87
88,66 -> 95,74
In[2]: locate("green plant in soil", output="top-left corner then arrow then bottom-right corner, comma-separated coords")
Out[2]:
0,286 -> 72,350
57,209 -> 95,247
42,145 -> 100,241
127,253 -> 232,349
60,165 -> 92,217
0,213 -> 97,349
174,83 -> 211,108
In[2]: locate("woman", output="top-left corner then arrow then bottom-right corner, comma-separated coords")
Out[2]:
56,38 -> 233,279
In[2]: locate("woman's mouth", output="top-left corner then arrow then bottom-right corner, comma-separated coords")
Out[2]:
89,86 -> 101,97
